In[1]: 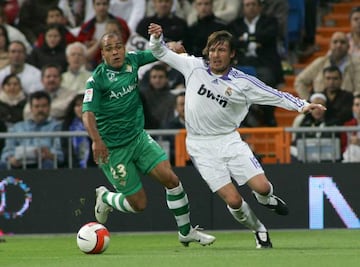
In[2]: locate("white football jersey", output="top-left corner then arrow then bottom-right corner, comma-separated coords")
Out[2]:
149,36 -> 309,136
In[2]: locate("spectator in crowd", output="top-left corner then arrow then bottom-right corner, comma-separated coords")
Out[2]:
261,0 -> 289,46
0,74 -> 26,128
185,0 -> 228,57
228,0 -> 283,88
166,91 -> 185,130
23,64 -> 76,121
58,0 -> 86,35
261,0 -> 289,60
77,0 -> 130,69
61,41 -> 91,93
1,0 -> 19,25
0,91 -> 64,169
136,0 -> 188,43
297,0 -> 319,59
347,6 -> 360,57
187,0 -> 241,26
322,65 -> 353,125
140,63 -> 176,128
27,24 -> 68,72
341,94 -> 360,162
295,32 -> 360,100
16,0 -> 57,46
0,6 -> 33,55
61,93 -> 95,168
164,91 -> 186,165
85,0 -> 145,33
146,0 -> 192,21
34,6 -> 76,48
228,0 -> 284,126
0,41 -> 42,95
0,24 -> 9,70
290,93 -> 338,162
105,18 -> 124,37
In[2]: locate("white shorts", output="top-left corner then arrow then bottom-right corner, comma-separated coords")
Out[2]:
186,131 -> 264,192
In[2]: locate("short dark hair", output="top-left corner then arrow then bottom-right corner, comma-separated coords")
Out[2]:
323,65 -> 342,79
150,64 -> 168,77
47,6 -> 64,17
29,91 -> 51,106
100,32 -> 123,49
41,63 -> 62,78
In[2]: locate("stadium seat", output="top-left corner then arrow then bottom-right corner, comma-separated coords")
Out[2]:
175,128 -> 291,166
235,65 -> 257,76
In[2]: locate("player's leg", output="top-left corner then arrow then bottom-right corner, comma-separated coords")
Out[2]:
95,145 -> 145,224
214,182 -> 272,249
149,160 -> 215,246
247,173 -> 289,216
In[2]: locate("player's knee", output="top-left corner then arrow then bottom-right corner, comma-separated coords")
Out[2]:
132,199 -> 147,212
227,195 -> 243,209
256,181 -> 273,196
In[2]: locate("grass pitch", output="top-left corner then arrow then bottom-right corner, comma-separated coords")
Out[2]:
1,229 -> 359,267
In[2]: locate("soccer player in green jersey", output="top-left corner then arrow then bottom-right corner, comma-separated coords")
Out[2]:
82,32 -> 215,246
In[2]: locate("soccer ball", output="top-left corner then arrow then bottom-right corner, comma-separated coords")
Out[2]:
76,222 -> 110,254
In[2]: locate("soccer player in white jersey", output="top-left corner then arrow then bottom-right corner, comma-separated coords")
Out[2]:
148,23 -> 326,248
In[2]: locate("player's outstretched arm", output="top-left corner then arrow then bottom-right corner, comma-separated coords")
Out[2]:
301,103 -> 327,114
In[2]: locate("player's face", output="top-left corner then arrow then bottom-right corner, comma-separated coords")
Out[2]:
101,35 -> 125,68
208,41 -> 234,75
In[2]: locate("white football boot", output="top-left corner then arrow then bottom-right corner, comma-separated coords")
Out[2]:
95,186 -> 113,224
178,225 -> 216,247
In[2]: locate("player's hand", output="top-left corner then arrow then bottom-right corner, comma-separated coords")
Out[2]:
167,41 -> 187,54
148,23 -> 162,38
92,139 -> 109,165
301,103 -> 327,114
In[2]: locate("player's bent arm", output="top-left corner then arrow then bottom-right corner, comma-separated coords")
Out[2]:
82,111 -> 102,143
149,34 -> 192,75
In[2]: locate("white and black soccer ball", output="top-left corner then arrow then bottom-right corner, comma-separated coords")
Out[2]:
76,222 -> 110,254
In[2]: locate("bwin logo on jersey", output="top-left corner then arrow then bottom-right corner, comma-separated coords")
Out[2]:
197,84 -> 228,108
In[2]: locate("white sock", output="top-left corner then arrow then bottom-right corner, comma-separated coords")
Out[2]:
227,201 -> 267,232
253,182 -> 273,205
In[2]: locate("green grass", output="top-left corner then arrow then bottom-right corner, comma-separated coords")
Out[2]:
1,229 -> 359,267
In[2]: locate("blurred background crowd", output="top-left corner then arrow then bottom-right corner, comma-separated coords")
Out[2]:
0,0 -> 358,168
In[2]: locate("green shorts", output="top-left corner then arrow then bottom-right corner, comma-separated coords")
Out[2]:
101,130 -> 167,196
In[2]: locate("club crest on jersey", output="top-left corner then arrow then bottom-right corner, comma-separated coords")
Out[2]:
225,87 -> 232,96
106,71 -> 116,81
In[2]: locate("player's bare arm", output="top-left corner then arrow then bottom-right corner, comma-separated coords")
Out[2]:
82,111 -> 109,164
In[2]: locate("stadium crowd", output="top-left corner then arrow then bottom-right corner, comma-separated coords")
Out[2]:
0,0 -> 358,169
